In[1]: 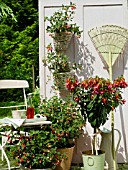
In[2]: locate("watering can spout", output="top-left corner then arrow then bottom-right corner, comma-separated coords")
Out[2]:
99,127 -> 111,133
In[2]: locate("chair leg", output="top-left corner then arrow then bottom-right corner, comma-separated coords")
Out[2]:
1,135 -> 8,161
0,145 -> 11,170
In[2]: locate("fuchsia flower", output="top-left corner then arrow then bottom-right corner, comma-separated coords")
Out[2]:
100,90 -> 105,94
46,44 -> 53,51
66,75 -> 128,130
71,5 -> 76,10
121,99 -> 126,104
66,78 -> 79,91
65,24 -> 71,29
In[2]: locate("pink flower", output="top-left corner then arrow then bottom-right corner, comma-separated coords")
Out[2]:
100,90 -> 105,94
46,45 -> 53,51
65,24 -> 71,29
74,97 -> 80,101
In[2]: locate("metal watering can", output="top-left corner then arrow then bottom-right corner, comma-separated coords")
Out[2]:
100,127 -> 121,170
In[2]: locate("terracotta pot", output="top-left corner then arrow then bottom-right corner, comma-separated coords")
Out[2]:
55,145 -> 75,170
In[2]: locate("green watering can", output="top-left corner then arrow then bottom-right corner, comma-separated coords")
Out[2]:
100,127 -> 121,170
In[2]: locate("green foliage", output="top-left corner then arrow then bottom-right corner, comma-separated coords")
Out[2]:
39,96 -> 84,148
45,2 -> 82,37
44,43 -> 81,90
0,1 -> 16,21
3,125 -> 63,169
0,0 -> 39,102
66,76 -> 128,130
44,44 -> 71,73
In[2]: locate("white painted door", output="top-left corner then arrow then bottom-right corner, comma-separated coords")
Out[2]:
39,0 -> 128,163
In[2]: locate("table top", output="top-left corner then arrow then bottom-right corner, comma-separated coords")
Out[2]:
0,117 -> 52,129
23,120 -> 52,126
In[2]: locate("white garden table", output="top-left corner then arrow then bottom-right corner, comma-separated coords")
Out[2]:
0,118 -> 52,170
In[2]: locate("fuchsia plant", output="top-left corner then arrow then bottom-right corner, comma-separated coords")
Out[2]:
45,2 -> 82,37
66,75 -> 128,131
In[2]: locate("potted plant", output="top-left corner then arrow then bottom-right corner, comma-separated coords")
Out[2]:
66,75 -> 128,169
44,44 -> 71,73
43,43 -> 80,90
8,125 -> 63,170
39,96 -> 85,170
44,2 -> 82,52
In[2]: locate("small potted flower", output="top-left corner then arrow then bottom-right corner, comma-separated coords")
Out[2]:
66,75 -> 128,169
45,2 -> 82,52
39,96 -> 85,170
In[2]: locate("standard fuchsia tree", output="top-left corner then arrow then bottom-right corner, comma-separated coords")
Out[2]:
66,75 -> 128,154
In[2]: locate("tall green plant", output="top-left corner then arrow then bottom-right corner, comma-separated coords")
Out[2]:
39,96 -> 84,148
0,1 -> 16,21
0,0 -> 39,102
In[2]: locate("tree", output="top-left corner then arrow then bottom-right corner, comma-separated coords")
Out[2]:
0,1 -> 16,21
0,0 -> 39,101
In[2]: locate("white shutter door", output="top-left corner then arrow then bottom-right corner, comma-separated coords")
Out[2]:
39,0 -> 128,163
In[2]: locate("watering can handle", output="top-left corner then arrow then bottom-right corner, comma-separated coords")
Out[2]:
87,157 -> 94,166
114,129 -> 121,154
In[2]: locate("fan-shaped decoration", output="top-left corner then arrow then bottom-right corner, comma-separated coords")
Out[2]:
88,25 -> 128,66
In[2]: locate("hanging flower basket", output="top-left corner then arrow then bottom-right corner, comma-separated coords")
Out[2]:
53,70 -> 75,90
52,32 -> 73,52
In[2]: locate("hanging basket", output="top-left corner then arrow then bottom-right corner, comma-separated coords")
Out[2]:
54,70 -> 75,90
52,32 -> 73,52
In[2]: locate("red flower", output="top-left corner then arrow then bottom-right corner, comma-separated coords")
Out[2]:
70,84 -> 75,90
74,80 -> 79,86
71,5 -> 76,10
22,143 -> 26,148
115,95 -> 119,100
74,97 -> 80,101
46,45 -> 53,51
121,99 -> 126,104
19,158 -> 24,163
102,98 -> 107,104
81,81 -> 88,89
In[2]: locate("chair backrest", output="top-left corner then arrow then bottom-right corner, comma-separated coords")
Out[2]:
0,80 -> 29,110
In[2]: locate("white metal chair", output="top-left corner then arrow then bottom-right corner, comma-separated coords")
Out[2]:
0,80 -> 29,110
0,80 -> 29,170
